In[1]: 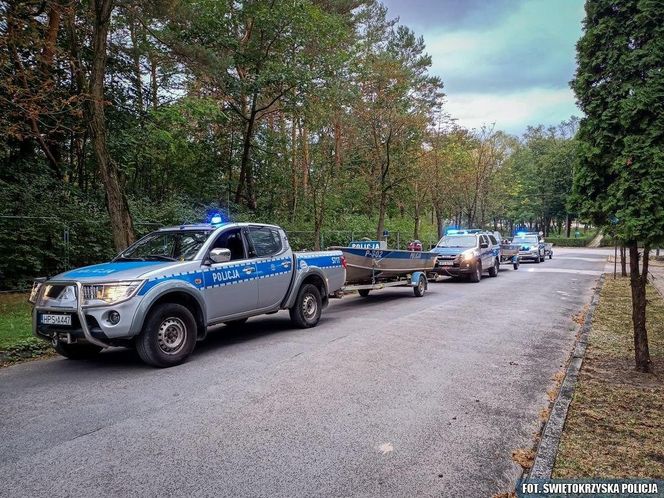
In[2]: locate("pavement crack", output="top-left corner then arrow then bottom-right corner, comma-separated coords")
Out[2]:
327,335 -> 348,344
70,427 -> 103,441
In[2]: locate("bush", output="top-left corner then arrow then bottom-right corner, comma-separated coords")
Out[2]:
547,237 -> 590,247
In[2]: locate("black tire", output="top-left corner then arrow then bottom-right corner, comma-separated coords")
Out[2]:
488,258 -> 499,277
136,303 -> 197,368
413,274 -> 427,297
358,289 -> 371,297
289,284 -> 322,328
53,342 -> 102,360
224,317 -> 248,328
469,261 -> 482,282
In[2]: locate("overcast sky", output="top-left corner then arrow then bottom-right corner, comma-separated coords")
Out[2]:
381,0 -> 585,135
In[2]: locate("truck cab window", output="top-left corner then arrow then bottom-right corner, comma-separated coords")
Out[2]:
210,228 -> 246,261
247,227 -> 282,257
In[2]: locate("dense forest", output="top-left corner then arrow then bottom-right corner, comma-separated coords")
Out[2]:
0,0 -> 579,288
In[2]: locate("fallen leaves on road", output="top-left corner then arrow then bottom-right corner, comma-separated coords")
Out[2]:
512,448 -> 535,469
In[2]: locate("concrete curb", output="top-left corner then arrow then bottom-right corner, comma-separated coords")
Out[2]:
527,273 -> 605,479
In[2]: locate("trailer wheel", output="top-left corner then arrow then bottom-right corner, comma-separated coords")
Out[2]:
136,303 -> 197,368
358,289 -> 371,297
289,284 -> 322,328
53,342 -> 102,360
469,261 -> 482,282
413,274 -> 427,297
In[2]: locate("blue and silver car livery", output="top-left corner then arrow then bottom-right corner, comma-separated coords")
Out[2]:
29,223 -> 346,367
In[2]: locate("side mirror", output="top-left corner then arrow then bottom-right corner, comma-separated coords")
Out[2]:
209,248 -> 231,264
480,242 -> 489,249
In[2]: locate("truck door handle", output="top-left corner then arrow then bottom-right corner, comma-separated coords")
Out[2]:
243,267 -> 255,274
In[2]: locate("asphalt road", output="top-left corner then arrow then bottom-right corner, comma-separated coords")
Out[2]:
0,248 -> 609,497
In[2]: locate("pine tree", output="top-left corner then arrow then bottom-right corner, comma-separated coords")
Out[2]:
572,0 -> 664,372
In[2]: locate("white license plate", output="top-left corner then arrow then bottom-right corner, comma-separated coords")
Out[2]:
438,260 -> 454,266
41,314 -> 72,326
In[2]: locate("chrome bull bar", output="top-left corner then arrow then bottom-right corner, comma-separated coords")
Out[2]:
33,281 -> 111,349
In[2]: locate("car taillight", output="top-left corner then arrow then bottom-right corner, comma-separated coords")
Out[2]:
341,256 -> 347,269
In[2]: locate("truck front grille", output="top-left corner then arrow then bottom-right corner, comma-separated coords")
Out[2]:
36,284 -> 78,309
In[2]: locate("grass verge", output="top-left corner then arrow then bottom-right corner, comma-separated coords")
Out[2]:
553,277 -> 664,477
0,293 -> 51,366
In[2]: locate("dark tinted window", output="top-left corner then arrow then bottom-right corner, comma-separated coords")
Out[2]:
489,235 -> 498,245
247,227 -> 282,257
210,228 -> 246,261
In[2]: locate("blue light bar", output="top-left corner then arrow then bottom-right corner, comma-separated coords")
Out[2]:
206,210 -> 229,226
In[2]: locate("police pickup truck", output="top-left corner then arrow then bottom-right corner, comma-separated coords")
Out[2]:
29,222 -> 346,367
430,229 -> 501,282
512,232 -> 552,263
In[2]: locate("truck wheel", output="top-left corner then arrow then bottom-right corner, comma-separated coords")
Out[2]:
289,284 -> 322,328
488,258 -> 499,277
469,261 -> 482,283
136,303 -> 197,368
224,318 -> 248,329
358,289 -> 371,297
413,274 -> 427,297
53,342 -> 102,360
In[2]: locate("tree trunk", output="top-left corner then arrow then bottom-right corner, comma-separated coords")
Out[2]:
289,117 -> 298,221
629,243 -> 652,373
376,192 -> 388,241
88,0 -> 135,251
301,122 -> 309,194
620,245 -> 627,277
235,93 -> 258,210
434,204 -> 444,239
129,13 -> 144,113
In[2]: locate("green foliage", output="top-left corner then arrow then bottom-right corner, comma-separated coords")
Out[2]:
0,0 -> 584,289
571,0 -> 664,245
0,293 -> 35,350
546,237 -> 589,247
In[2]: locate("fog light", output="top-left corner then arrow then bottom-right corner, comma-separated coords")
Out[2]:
108,310 -> 121,325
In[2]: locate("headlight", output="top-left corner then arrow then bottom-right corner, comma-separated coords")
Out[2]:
82,281 -> 144,306
28,278 -> 46,304
461,249 -> 478,261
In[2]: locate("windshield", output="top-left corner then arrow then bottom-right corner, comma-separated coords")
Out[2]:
436,235 -> 477,248
116,230 -> 212,262
513,236 -> 539,245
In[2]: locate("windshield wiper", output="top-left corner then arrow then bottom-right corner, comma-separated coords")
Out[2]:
114,256 -> 145,262
144,254 -> 177,261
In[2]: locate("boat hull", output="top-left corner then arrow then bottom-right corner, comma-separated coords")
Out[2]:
338,247 -> 437,284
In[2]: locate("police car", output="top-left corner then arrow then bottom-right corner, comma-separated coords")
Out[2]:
430,229 -> 501,282
29,220 -> 346,367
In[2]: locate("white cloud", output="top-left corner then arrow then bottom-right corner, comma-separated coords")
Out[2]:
444,87 -> 579,134
403,0 -> 586,133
